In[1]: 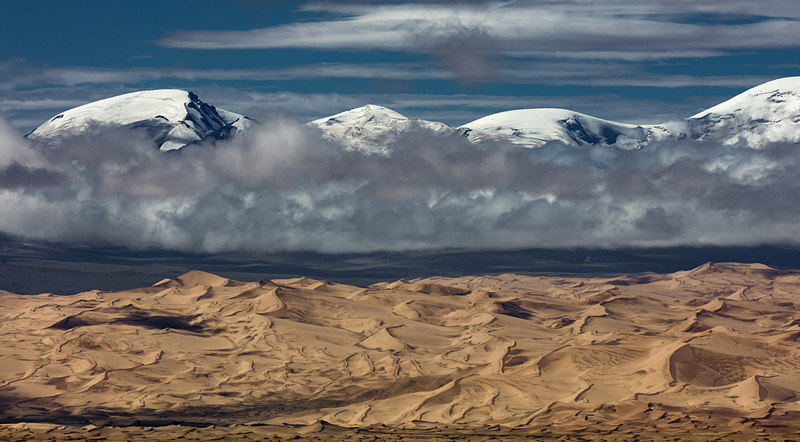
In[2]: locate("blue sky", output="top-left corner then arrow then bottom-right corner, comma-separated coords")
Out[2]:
2,0 -> 800,132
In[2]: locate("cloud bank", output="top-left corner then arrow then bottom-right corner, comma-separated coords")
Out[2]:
1,111 -> 800,253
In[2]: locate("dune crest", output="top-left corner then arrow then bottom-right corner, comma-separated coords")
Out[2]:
1,263 -> 800,438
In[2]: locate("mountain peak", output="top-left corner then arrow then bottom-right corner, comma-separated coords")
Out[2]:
461,108 -> 648,150
310,104 -> 460,154
685,76 -> 800,147
311,104 -> 407,128
26,89 -> 252,151
691,76 -> 800,120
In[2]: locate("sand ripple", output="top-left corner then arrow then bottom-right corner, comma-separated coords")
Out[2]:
1,263 -> 800,438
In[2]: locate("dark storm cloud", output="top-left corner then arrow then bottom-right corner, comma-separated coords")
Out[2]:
3,113 -> 800,252
634,208 -> 683,237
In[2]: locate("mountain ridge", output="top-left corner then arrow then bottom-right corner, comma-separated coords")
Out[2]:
23,76 -> 800,151
311,76 -> 800,150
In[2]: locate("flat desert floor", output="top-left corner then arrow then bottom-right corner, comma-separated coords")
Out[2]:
1,262 -> 799,440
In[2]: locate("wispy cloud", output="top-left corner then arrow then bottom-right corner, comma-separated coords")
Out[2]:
157,1 -> 800,59
0,99 -> 88,111
0,59 -> 451,91
150,1 -> 800,86
1,58 -> 775,91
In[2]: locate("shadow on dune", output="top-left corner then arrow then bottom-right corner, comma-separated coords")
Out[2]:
0,376 -> 456,427
48,310 -> 208,334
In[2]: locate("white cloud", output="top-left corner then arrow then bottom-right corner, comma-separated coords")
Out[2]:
3,114 -> 800,252
0,113 -> 44,167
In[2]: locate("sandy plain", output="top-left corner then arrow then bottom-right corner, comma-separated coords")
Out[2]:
0,262 -> 799,440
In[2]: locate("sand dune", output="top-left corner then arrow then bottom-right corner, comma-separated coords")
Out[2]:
1,262 -> 800,439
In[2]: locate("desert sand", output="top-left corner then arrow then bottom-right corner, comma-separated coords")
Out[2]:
1,262 -> 799,440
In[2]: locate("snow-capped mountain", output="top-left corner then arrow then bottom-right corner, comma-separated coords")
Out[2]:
309,104 -> 460,154
312,105 -> 652,151
460,108 -> 650,150
681,77 -> 800,148
312,77 -> 800,151
26,89 -> 253,151
25,77 -> 800,153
